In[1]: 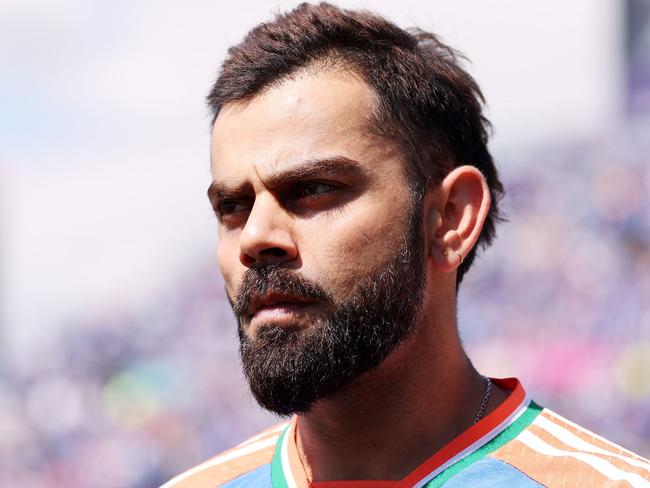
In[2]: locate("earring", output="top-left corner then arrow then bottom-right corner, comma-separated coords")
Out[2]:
443,249 -> 464,264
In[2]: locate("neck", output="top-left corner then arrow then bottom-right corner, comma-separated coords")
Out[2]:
295,314 -> 498,482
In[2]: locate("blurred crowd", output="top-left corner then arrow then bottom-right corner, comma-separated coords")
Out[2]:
2,115 -> 649,487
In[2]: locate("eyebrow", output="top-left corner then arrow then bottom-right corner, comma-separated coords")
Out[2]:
207,156 -> 368,206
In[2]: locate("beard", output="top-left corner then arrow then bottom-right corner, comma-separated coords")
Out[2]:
229,203 -> 426,416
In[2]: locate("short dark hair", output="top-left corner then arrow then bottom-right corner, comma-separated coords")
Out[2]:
207,2 -> 504,285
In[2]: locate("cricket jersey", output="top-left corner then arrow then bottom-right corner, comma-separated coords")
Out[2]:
161,378 -> 650,487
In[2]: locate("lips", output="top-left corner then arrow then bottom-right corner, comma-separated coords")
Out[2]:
247,292 -> 316,318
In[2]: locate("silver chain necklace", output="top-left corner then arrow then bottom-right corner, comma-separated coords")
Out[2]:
473,377 -> 493,424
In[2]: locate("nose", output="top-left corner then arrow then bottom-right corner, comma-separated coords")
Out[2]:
239,194 -> 298,268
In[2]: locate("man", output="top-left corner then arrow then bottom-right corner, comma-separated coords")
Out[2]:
164,3 -> 650,487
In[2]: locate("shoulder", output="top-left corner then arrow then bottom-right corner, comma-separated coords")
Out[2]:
160,421 -> 288,488
487,406 -> 650,487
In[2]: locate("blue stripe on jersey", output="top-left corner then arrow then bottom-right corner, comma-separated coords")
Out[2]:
441,457 -> 544,487
221,463 -> 272,487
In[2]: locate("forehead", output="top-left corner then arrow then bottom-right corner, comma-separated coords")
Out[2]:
210,69 -> 395,180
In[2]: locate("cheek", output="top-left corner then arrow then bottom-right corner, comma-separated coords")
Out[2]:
302,212 -> 407,295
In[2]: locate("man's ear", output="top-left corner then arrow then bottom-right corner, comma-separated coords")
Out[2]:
424,165 -> 491,272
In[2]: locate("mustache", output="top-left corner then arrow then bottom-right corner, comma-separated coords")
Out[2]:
231,265 -> 333,317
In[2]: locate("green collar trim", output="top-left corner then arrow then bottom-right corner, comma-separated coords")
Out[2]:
271,424 -> 290,488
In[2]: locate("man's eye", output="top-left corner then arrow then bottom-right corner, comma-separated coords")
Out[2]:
217,201 -> 249,217
297,182 -> 336,198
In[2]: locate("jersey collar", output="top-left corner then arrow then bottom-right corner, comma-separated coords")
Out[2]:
271,377 -> 537,488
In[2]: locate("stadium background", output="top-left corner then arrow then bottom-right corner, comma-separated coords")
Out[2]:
2,0 -> 649,486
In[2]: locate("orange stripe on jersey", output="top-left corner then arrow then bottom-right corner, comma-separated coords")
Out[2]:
533,413 -> 650,474
541,409 -> 650,464
528,423 -> 650,481
161,435 -> 279,488
492,429 -> 650,487
491,436 -> 620,487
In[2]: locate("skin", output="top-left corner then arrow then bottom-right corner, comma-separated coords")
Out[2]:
209,68 -> 508,481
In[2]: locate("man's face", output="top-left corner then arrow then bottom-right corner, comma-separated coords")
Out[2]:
210,69 -> 426,414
